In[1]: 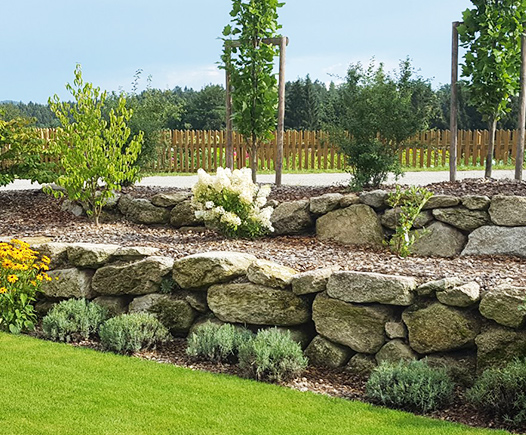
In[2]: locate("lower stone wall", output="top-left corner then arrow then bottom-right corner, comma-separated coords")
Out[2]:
35,242 -> 526,380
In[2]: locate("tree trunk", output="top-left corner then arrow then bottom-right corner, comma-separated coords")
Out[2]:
485,117 -> 497,179
516,23 -> 526,181
250,134 -> 258,183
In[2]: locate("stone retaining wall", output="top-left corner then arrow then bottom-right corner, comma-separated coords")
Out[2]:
35,242 -> 526,380
71,189 -> 526,258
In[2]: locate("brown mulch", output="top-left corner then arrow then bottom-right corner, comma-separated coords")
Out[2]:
6,178 -> 526,433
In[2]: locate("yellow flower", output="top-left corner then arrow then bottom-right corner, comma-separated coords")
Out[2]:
36,275 -> 43,281
7,275 -> 18,283
0,287 -> 7,294
30,281 -> 37,286
41,256 -> 51,264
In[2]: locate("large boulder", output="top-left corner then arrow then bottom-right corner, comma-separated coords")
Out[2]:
118,195 -> 170,224
316,204 -> 384,247
380,208 -> 433,230
410,222 -> 467,257
479,284 -> 526,328
476,325 -> 526,370
247,259 -> 297,289
402,302 -> 481,354
309,193 -> 343,215
461,195 -> 491,211
92,256 -> 174,296
489,195 -> 526,226
67,243 -> 120,268
423,195 -> 460,210
339,193 -> 360,208
291,268 -> 334,295
271,200 -> 313,235
304,335 -> 353,368
170,200 -> 203,228
327,271 -> 416,306
416,277 -> 463,297
32,242 -> 69,269
312,294 -> 394,354
462,226 -> 526,257
375,339 -> 418,365
128,294 -> 166,313
432,207 -> 490,231
359,190 -> 388,209
345,353 -> 377,375
207,283 -> 310,326
110,246 -> 160,262
42,268 -> 94,299
151,191 -> 192,208
436,282 -> 480,308
148,297 -> 197,336
172,251 -> 256,289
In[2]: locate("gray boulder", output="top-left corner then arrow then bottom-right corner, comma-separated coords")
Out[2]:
128,293 -> 165,313
92,296 -> 129,316
432,207 -> 490,231
304,335 -> 353,368
339,193 -> 360,208
462,226 -> 526,257
247,259 -> 297,289
170,200 -> 203,228
423,195 -> 460,210
359,190 -> 388,209
42,268 -> 94,299
271,200 -> 314,235
345,354 -> 377,375
92,256 -> 174,296
32,242 -> 69,269
489,195 -> 526,226
462,195 -> 491,211
402,302 -> 481,354
375,339 -> 418,365
312,294 -> 394,354
385,321 -> 407,339
309,193 -> 343,215
436,282 -> 481,307
479,284 -> 526,328
151,191 -> 192,208
476,325 -> 526,370
291,268 -> 334,295
118,195 -> 170,224
61,199 -> 84,217
172,251 -> 257,289
148,297 -> 197,336
110,246 -> 160,262
67,243 -> 120,268
316,204 -> 384,247
327,271 -> 416,306
207,283 -> 310,326
410,222 -> 467,257
381,208 -> 433,230
417,277 -> 463,297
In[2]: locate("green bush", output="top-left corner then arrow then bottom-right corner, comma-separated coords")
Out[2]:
467,359 -> 526,428
42,298 -> 109,342
99,313 -> 169,353
238,328 -> 308,383
186,322 -> 253,363
366,360 -> 454,413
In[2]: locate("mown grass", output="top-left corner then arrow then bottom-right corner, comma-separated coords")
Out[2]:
0,333 -> 508,435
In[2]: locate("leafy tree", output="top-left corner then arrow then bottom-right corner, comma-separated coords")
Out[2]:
222,0 -> 284,182
181,84 -> 226,130
458,0 -> 526,177
285,75 -> 326,130
48,65 -> 143,225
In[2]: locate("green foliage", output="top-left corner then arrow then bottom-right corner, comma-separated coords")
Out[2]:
99,312 -> 170,353
238,328 -> 307,382
187,322 -> 254,363
330,59 -> 435,190
222,0 -> 283,181
467,359 -> 526,428
0,112 -> 56,187
48,64 -> 143,225
180,84 -> 226,130
285,75 -> 326,130
41,298 -> 109,342
366,360 -> 455,413
386,186 -> 434,257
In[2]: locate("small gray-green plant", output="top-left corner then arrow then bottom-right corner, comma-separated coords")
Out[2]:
186,322 -> 253,363
386,185 -> 433,257
99,313 -> 169,354
467,359 -> 526,428
42,298 -> 109,342
159,277 -> 177,294
366,360 -> 454,413
238,328 -> 308,383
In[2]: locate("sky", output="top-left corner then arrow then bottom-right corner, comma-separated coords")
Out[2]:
1,0 -> 473,104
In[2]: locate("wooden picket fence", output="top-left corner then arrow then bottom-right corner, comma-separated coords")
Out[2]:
18,128 -> 522,173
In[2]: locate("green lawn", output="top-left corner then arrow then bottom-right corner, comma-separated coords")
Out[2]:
0,333 -> 508,435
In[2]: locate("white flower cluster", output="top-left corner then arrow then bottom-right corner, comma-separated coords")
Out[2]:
192,167 -> 274,236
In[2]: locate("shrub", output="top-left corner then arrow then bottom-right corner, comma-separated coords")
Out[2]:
238,328 -> 308,383
186,322 -> 253,363
0,239 -> 52,333
366,360 -> 454,413
467,359 -> 526,428
192,167 -> 273,238
42,298 -> 109,342
99,313 -> 169,353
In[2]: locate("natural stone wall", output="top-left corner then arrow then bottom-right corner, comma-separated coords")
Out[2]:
65,189 -> 526,258
35,242 -> 526,378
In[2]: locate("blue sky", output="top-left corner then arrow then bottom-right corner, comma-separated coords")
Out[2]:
2,0 -> 472,103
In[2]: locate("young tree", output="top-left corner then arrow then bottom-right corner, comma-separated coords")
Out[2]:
458,0 -> 526,178
222,0 -> 284,182
48,65 -> 143,225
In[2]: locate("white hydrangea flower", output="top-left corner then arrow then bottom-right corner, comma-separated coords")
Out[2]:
204,201 -> 215,210
220,211 -> 242,227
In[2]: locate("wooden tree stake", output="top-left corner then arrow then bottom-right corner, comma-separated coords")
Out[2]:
516,24 -> 526,180
450,21 -> 460,182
